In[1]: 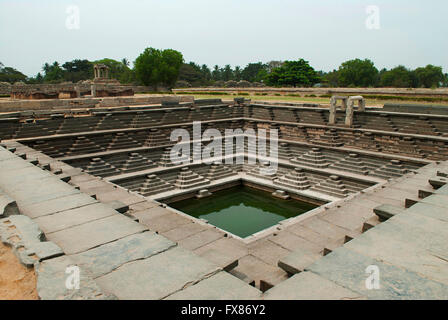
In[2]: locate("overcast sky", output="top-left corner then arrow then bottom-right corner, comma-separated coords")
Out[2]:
1,0 -> 447,77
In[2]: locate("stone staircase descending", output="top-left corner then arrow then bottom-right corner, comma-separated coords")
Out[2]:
291,147 -> 329,169
139,174 -> 175,196
310,175 -> 349,198
174,167 -> 210,190
274,167 -> 311,190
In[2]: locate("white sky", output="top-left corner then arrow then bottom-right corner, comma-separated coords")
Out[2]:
1,0 -> 447,76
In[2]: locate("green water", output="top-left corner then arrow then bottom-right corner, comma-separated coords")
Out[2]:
168,185 -> 318,238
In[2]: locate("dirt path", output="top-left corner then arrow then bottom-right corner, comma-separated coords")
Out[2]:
0,242 -> 38,300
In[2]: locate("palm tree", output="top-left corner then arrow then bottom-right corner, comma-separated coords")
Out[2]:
122,58 -> 130,67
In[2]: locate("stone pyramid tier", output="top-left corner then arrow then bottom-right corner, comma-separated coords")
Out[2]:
68,136 -> 103,156
311,129 -> 343,147
121,152 -> 157,173
139,174 -> 174,196
278,143 -> 293,160
330,153 -> 369,175
310,175 -> 349,198
108,132 -> 139,151
159,147 -> 190,167
291,148 -> 329,168
145,129 -> 168,147
206,162 -> 236,180
246,162 -> 278,180
85,157 -> 119,177
274,167 -> 311,190
174,167 -> 210,190
372,159 -> 409,180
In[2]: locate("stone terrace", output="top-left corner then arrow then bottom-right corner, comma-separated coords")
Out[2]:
1,99 -> 448,299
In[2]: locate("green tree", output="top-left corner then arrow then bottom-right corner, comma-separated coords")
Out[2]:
221,64 -> 233,81
0,63 -> 27,83
413,65 -> 444,88
241,62 -> 267,82
134,47 -> 183,89
212,65 -> 221,81
379,65 -> 413,88
265,59 -> 319,87
337,58 -> 379,87
42,61 -> 64,83
178,62 -> 204,86
62,59 -> 93,82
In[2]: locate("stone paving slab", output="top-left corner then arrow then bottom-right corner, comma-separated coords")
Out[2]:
0,176 -> 80,207
36,255 -> 115,300
144,212 -> 193,233
19,193 -> 97,219
406,202 -> 448,222
264,271 -> 365,300
35,203 -> 117,234
278,248 -> 321,275
166,271 -> 261,300
70,232 -> 176,278
269,231 -> 324,254
194,237 -> 249,262
307,247 -> 448,299
178,229 -> 225,251
249,239 -> 291,267
345,224 -> 448,285
96,246 -> 221,300
46,214 -> 148,254
301,217 -> 349,243
131,206 -> 173,223
365,213 -> 448,254
161,222 -> 208,242
231,255 -> 288,288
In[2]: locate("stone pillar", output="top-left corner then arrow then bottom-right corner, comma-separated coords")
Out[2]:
345,100 -> 354,127
359,98 -> 366,112
91,84 -> 97,97
75,85 -> 81,98
329,96 -> 337,125
341,98 -> 347,111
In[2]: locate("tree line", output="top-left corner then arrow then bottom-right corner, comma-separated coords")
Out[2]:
1,48 -> 447,89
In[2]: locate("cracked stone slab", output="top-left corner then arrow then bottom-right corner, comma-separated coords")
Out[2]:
0,215 -> 44,244
46,214 -> 148,255
35,203 -> 118,234
307,247 -> 448,300
96,246 -> 221,300
19,193 -> 98,219
36,255 -> 116,300
70,232 -> 176,278
165,271 -> 261,300
0,193 -> 20,217
264,271 -> 365,300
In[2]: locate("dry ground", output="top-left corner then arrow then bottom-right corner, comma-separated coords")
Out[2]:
0,242 -> 38,300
